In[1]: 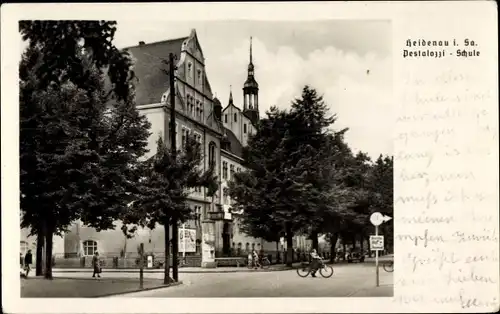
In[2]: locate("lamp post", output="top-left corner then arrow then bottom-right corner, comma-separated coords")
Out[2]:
167,52 -> 180,282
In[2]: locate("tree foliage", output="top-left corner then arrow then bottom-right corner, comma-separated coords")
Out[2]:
19,21 -> 151,279
229,86 -> 358,264
229,85 -> 394,262
121,135 -> 219,233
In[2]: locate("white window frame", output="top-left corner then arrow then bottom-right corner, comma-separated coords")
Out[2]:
222,161 -> 228,179
83,240 -> 98,256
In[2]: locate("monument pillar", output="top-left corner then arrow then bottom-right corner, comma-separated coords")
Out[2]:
201,220 -> 217,268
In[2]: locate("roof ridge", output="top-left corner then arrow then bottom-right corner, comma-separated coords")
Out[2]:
123,36 -> 189,50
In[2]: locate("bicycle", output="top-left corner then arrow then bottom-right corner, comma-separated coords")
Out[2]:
382,261 -> 394,272
296,259 -> 334,278
248,256 -> 271,269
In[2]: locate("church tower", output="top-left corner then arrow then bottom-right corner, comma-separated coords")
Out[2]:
242,37 -> 259,125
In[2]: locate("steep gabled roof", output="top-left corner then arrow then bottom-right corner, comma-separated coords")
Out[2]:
224,128 -> 244,158
123,37 -> 188,106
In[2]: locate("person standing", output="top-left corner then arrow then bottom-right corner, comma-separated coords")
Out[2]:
252,249 -> 259,269
92,251 -> 101,278
24,249 -> 33,277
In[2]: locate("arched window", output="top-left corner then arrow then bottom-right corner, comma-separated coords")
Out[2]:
83,240 -> 98,256
234,113 -> 237,122
20,241 -> 28,255
208,142 -> 216,168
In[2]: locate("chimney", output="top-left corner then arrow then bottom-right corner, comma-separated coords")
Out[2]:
139,41 -> 145,46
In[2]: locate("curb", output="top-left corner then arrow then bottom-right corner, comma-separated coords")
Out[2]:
96,281 -> 183,298
52,266 -> 299,274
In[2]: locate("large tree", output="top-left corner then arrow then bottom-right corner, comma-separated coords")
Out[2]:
121,135 -> 218,284
19,21 -> 151,279
229,86 -> 352,266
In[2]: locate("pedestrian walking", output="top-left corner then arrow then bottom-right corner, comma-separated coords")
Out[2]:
252,249 -> 259,269
24,249 -> 33,277
92,251 -> 101,278
247,251 -> 252,268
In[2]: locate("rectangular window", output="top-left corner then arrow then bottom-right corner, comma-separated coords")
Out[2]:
230,164 -> 235,179
182,127 -> 191,149
222,161 -> 228,179
208,143 -> 216,168
224,114 -> 228,123
234,113 -> 237,122
244,124 -> 247,133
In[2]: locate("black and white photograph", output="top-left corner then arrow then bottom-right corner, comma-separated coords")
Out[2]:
17,18 -> 394,298
2,2 -> 498,313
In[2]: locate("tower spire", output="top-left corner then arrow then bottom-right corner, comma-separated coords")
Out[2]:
229,85 -> 233,105
243,36 -> 259,125
250,36 -> 253,64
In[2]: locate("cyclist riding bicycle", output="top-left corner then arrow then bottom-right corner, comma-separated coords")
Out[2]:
309,249 -> 323,277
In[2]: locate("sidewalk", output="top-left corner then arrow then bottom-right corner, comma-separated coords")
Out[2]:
346,284 -> 394,297
53,263 -> 302,274
21,276 -> 181,298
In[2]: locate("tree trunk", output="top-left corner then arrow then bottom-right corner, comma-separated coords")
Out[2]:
329,233 -> 338,263
44,228 -> 53,279
285,224 -> 293,267
311,230 -> 319,251
164,221 -> 171,284
275,241 -> 280,264
342,240 -> 346,260
360,233 -> 364,253
36,231 -> 44,276
365,235 -> 372,257
172,219 -> 179,282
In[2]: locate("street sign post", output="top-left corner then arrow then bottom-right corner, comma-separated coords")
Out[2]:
370,235 -> 384,251
370,212 -> 392,287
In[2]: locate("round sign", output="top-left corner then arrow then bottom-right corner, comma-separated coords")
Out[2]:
370,212 -> 384,226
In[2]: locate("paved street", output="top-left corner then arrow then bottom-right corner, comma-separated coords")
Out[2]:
82,263 -> 393,298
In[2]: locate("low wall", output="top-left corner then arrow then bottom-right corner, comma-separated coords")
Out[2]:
54,255 -> 202,269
